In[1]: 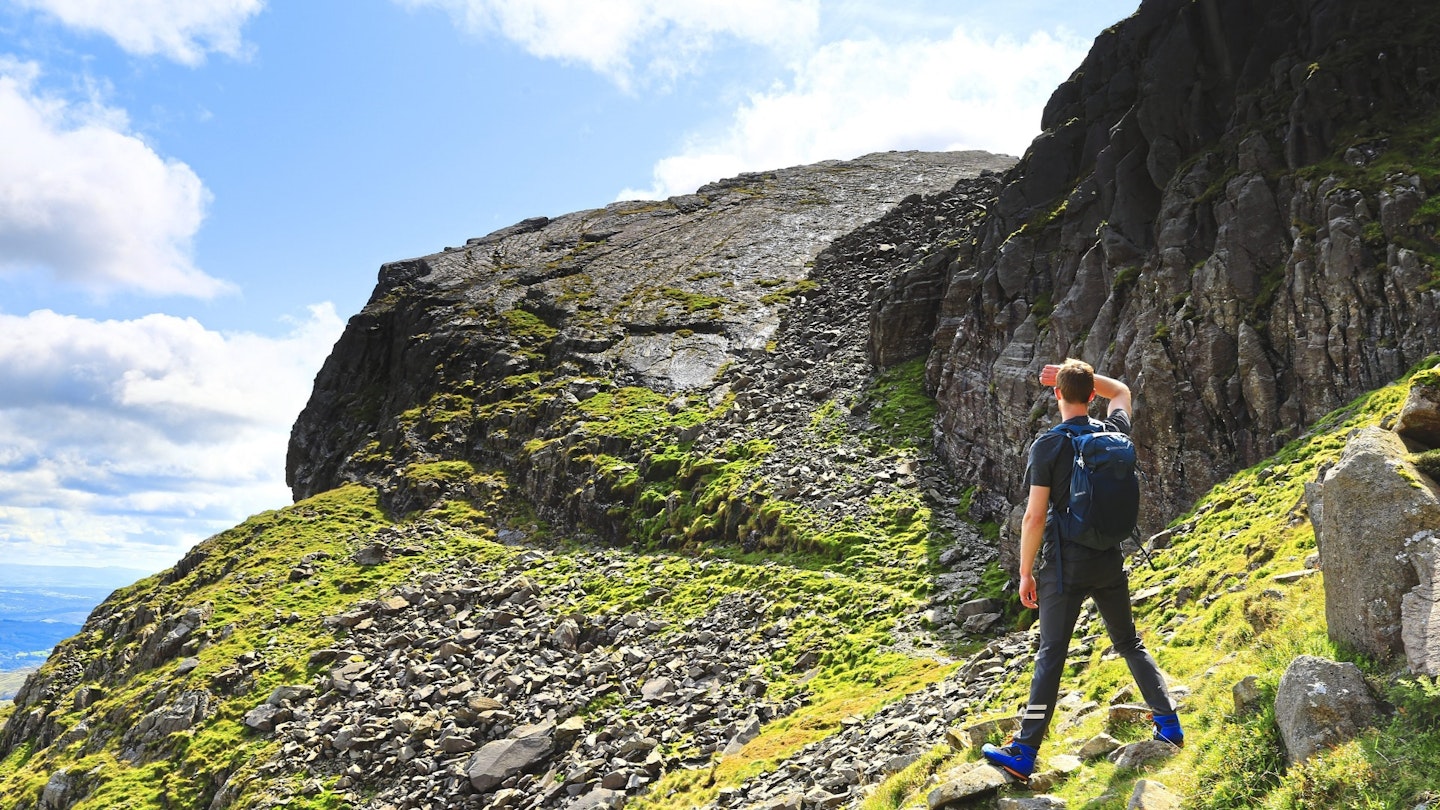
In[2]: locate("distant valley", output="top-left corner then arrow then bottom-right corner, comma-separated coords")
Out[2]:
0,565 -> 150,699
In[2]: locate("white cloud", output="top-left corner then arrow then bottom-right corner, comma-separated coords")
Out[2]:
0,304 -> 345,571
0,62 -> 229,298
616,27 -> 1089,200
11,0 -> 264,65
398,0 -> 819,87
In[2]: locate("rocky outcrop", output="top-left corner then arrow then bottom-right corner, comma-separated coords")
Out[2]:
287,150 -> 1012,515
891,0 -> 1440,532
1274,655 -> 1381,764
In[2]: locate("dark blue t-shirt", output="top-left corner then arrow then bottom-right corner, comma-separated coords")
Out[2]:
1025,409 -> 1132,565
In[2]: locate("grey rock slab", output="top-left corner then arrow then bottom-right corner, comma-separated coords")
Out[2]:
927,762 -> 1012,808
466,734 -> 555,792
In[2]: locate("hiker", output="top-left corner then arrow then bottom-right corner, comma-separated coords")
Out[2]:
981,358 -> 1182,782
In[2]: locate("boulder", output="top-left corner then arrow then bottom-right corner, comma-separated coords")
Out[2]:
1396,368 -> 1440,448
1274,655 -> 1381,764
466,734 -> 554,793
1313,428 -> 1440,660
1401,531 -> 1440,676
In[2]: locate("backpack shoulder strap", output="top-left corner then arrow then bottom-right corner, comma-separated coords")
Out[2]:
1049,420 -> 1100,439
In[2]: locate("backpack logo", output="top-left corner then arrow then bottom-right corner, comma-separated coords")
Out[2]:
1051,421 -> 1140,550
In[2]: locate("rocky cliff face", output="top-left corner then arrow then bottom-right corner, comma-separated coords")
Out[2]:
287,150 -> 1013,543
886,0 -> 1440,533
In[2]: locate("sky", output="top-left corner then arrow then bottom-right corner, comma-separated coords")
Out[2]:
0,0 -> 1140,574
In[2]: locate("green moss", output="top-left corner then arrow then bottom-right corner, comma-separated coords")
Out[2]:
661,288 -> 726,314
858,358 -> 936,451
501,308 -> 559,342
1112,265 -> 1140,292
759,280 -> 819,306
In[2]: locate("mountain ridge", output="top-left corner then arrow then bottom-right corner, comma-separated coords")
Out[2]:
5,0 -> 1440,808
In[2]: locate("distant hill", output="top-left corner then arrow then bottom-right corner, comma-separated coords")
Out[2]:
0,565 -> 151,672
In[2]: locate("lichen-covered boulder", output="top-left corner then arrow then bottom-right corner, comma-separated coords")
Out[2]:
1274,655 -> 1380,764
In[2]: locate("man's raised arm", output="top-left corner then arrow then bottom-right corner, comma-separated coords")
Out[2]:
1093,373 -> 1131,416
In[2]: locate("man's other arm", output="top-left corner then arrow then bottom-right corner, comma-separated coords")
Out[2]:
1018,485 -> 1048,609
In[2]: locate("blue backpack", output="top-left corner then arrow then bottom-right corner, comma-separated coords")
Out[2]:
1049,420 -> 1140,550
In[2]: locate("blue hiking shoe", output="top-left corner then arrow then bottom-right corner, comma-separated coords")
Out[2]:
1152,712 -> 1184,747
981,740 -> 1037,782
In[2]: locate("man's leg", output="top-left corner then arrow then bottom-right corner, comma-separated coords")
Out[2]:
1013,563 -> 1089,748
1088,563 -> 1177,717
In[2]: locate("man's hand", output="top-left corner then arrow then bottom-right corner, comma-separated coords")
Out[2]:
1039,364 -> 1060,388
1019,572 -> 1038,609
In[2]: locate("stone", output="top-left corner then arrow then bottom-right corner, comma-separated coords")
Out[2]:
753,793 -> 803,810
569,787 -> 625,809
39,769 -> 84,810
1313,428 -> 1440,660
1274,655 -> 1381,764
1403,531 -> 1440,676
1396,369 -> 1440,448
242,703 -> 284,733
999,796 -> 1068,810
1106,704 -> 1152,729
1232,675 -> 1266,717
1108,740 -> 1176,769
1128,779 -> 1182,810
267,684 -> 315,705
724,715 -> 762,754
964,716 -> 1019,749
962,612 -> 1003,634
1076,733 -> 1122,760
466,734 -> 554,792
351,542 -> 391,566
956,597 -> 1006,618
641,676 -> 676,703
927,762 -> 1011,808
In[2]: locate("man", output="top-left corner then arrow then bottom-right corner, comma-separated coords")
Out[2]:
981,358 -> 1182,782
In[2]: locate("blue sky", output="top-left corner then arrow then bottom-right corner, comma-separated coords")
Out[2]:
0,0 -> 1138,573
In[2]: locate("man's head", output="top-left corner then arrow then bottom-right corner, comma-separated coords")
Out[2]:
1055,358 -> 1095,404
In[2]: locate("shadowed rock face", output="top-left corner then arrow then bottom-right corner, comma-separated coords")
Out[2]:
909,0 -> 1440,533
287,150 -> 1014,510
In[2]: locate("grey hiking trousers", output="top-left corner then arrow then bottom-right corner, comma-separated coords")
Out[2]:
1014,547 -> 1176,748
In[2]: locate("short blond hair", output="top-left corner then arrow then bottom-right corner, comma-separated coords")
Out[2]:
1055,358 -> 1094,404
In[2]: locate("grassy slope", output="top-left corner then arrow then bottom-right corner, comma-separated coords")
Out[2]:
1,344 -> 1436,809
0,360 -> 961,809
861,357 -> 1440,810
